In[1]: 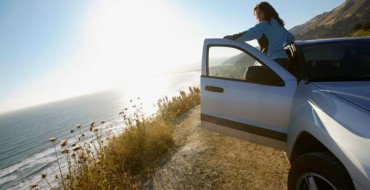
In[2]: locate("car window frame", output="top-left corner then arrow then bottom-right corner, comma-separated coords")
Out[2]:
205,44 -> 286,87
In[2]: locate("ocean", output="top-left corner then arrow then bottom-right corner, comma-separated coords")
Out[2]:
0,71 -> 200,189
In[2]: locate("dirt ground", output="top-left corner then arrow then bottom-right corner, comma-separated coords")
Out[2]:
142,105 -> 290,190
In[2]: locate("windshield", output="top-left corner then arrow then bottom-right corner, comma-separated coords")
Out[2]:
302,42 -> 370,82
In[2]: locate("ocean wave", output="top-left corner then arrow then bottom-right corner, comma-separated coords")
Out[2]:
0,175 -> 17,187
1,153 -> 69,189
0,120 -> 118,189
0,147 -> 55,180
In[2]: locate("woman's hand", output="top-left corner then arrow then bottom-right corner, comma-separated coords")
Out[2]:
224,32 -> 244,40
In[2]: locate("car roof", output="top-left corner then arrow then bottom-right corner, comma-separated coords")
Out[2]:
294,36 -> 370,47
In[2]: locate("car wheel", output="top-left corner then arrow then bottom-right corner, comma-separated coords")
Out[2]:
288,152 -> 354,190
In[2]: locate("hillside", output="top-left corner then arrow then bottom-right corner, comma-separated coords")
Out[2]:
290,0 -> 370,40
209,53 -> 256,80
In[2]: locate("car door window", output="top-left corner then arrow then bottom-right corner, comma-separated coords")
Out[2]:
208,46 -> 284,86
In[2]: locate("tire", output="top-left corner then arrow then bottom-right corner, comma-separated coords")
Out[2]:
288,152 -> 355,190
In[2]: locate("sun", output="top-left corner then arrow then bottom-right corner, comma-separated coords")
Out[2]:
74,0 -> 194,84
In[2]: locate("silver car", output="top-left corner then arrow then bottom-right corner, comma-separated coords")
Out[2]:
201,37 -> 370,189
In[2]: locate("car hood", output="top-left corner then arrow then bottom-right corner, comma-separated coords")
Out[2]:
312,82 -> 370,111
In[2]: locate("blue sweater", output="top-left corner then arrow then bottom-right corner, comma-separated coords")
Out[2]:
236,18 -> 295,59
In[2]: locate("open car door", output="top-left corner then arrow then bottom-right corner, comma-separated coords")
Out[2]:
200,39 -> 297,150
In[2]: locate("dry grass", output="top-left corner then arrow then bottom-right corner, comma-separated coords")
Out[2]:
32,87 -> 200,189
157,87 -> 200,121
351,29 -> 370,37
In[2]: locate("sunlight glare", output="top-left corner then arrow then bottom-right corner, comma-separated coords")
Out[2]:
16,0 -> 204,110
119,76 -> 172,116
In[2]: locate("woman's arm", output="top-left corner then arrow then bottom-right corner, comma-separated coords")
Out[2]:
223,21 -> 266,42
224,32 -> 244,40
284,30 -> 296,47
235,21 -> 266,42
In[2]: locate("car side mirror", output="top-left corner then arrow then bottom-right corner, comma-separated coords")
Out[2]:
245,66 -> 285,86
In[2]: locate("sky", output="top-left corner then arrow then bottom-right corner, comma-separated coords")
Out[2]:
0,0 -> 345,114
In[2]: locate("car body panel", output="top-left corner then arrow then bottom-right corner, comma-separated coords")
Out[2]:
288,81 -> 370,189
201,37 -> 370,189
314,82 -> 370,111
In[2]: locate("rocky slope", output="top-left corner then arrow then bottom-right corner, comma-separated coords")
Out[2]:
290,0 -> 370,39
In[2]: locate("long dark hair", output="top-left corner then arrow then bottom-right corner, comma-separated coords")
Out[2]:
254,2 -> 284,26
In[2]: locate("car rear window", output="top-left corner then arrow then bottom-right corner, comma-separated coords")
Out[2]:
303,42 -> 370,82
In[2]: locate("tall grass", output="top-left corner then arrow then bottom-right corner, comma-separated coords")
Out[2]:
31,86 -> 200,189
157,86 -> 200,121
351,29 -> 370,37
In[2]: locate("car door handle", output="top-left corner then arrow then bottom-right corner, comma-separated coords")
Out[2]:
205,86 -> 224,93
